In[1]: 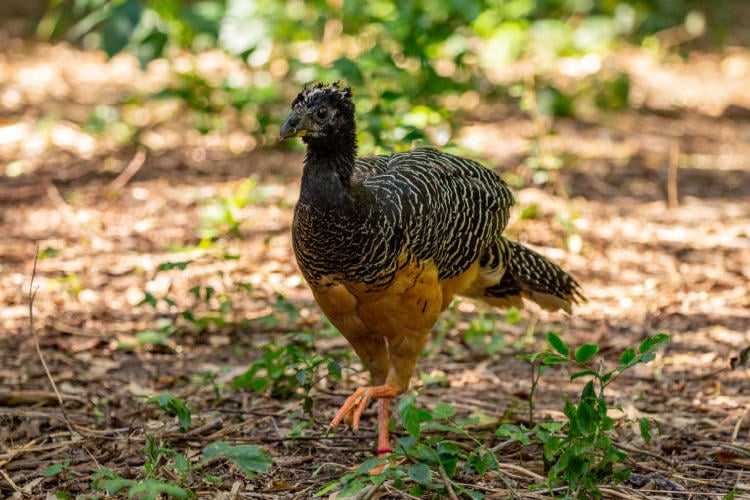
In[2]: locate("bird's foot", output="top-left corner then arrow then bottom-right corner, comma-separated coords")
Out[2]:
331,385 -> 399,475
330,384 -> 399,431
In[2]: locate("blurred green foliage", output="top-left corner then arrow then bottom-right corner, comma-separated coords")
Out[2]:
37,0 -> 718,151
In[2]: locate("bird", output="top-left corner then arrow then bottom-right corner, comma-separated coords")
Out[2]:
279,82 -> 583,465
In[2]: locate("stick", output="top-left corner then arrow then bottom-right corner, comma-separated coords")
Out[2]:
28,248 -> 76,436
108,148 -> 147,192
667,142 -> 679,209
438,463 -> 460,500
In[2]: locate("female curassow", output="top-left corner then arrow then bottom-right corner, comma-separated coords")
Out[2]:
280,82 -> 583,463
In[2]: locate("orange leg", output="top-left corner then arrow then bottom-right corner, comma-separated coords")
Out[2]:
376,397 -> 391,457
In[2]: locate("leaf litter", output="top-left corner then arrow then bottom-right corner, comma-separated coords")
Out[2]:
0,42 -> 749,498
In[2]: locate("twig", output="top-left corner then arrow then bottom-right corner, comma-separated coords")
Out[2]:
438,464 -> 460,500
362,482 -> 384,500
599,487 -> 650,499
667,142 -> 680,209
108,148 -> 147,191
732,406 -> 748,442
0,466 -> 23,493
28,248 -> 76,437
496,462 -> 546,482
614,441 -> 673,464
694,441 -> 750,457
383,483 -> 423,500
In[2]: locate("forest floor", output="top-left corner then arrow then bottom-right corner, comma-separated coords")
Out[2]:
1,41 -> 749,499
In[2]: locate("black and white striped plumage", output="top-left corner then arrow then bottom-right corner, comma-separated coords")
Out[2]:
281,82 -> 581,312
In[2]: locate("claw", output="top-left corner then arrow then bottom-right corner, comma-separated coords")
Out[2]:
330,384 -> 399,431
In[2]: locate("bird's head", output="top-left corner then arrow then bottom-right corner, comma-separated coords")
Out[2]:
279,82 -> 355,145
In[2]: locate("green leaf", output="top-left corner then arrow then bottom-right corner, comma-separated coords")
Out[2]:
157,260 -> 193,272
339,477 -> 370,497
433,402 -> 456,420
620,347 -> 636,365
638,333 -> 670,354
357,457 -> 386,474
574,344 -> 599,363
408,463 -> 432,486
543,435 -> 562,460
129,479 -> 189,498
326,358 -> 342,380
437,442 -> 460,477
541,353 -> 569,365
638,417 -> 652,443
137,292 -> 157,308
95,478 -> 135,495
173,453 -> 189,475
295,369 -> 308,386
147,393 -> 192,431
516,352 -> 543,361
422,422 -> 461,434
614,466 -> 632,483
202,441 -> 272,477
496,424 -> 531,445
581,380 -> 597,399
640,352 -> 656,364
314,478 -> 344,498
576,400 -> 596,435
398,394 -> 431,439
547,332 -> 569,356
505,307 -> 522,324
43,463 -> 64,477
102,0 -> 143,58
570,369 -> 597,381
135,329 -> 169,346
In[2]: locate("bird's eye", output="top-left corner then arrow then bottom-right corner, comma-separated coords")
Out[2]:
316,107 -> 328,120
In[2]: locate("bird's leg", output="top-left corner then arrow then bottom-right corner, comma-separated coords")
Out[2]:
376,397 -> 392,457
330,384 -> 399,432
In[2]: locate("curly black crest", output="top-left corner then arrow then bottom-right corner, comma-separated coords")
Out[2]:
291,82 -> 353,115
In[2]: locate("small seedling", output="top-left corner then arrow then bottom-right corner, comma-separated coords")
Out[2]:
144,393 -> 192,432
43,459 -> 73,480
92,471 -> 190,499
463,311 -> 506,355
201,441 -> 272,477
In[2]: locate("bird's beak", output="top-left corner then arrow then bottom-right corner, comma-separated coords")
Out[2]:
279,111 -> 309,140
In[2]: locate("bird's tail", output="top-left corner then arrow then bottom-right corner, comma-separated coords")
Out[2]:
480,239 -> 584,313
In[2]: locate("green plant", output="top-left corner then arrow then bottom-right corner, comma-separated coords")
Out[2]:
144,393 -> 193,432
201,441 -> 272,477
233,332 -> 344,413
134,260 -> 262,337
463,311 -> 506,355
88,437 -> 272,498
92,467 -> 190,499
43,459 -> 74,481
92,437 -> 194,499
517,332 -> 670,497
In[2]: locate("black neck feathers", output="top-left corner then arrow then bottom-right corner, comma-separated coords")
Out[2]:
299,115 -> 358,208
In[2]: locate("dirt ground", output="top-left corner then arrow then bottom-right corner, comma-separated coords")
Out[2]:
1,42 -> 749,498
